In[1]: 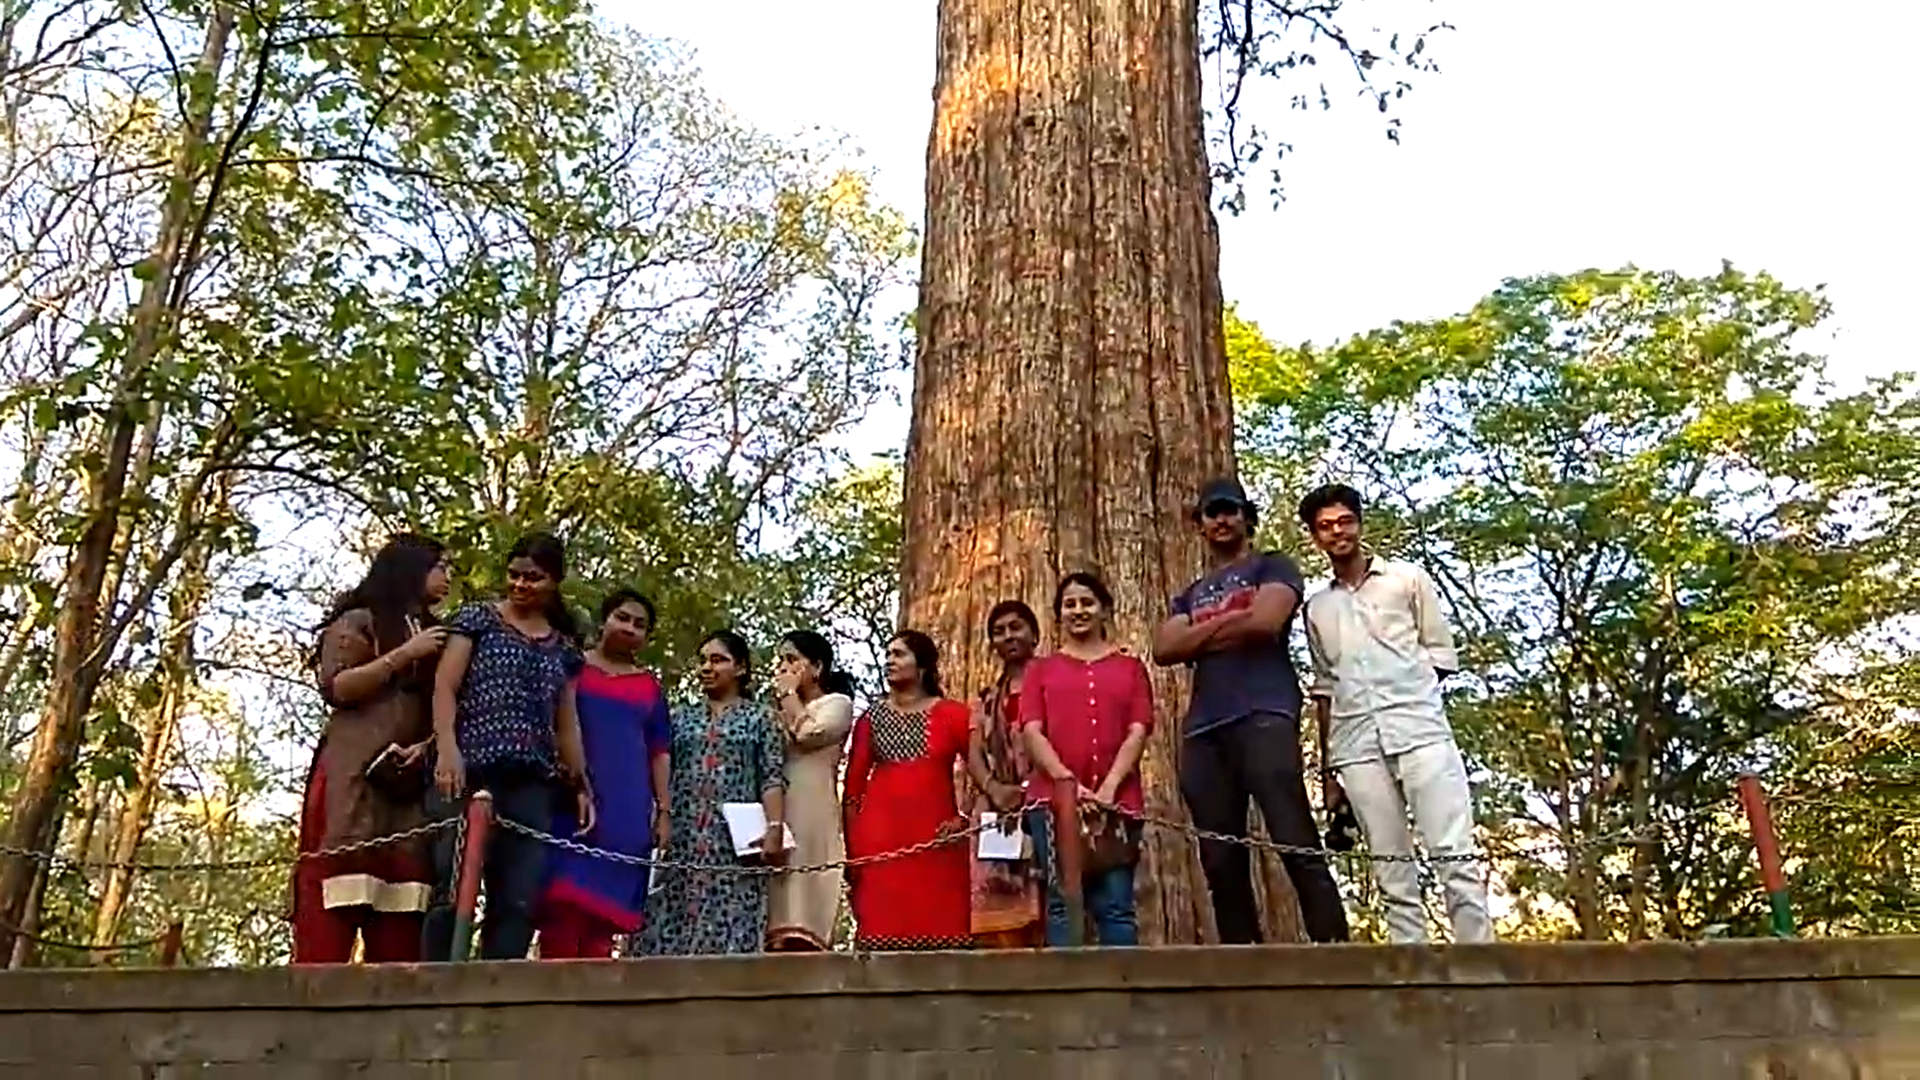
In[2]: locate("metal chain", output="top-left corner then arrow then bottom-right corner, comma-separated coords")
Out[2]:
1133,811 -> 1486,865
0,819 -> 455,875
0,915 -> 171,954
0,801 -> 1686,879
496,815 -> 995,875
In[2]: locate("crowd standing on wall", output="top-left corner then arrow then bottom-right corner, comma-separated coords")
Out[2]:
287,479 -> 1492,963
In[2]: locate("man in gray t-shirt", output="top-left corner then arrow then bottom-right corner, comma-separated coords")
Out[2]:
1153,477 -> 1350,944
1170,549 -> 1307,735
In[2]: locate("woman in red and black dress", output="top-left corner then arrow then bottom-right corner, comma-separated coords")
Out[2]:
292,534 -> 449,963
843,630 -> 995,951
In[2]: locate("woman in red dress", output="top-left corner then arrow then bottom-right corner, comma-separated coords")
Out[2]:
843,630 -> 991,951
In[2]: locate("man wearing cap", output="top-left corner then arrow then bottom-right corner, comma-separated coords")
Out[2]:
1152,477 -> 1351,944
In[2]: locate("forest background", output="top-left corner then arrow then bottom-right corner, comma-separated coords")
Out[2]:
0,0 -> 1914,964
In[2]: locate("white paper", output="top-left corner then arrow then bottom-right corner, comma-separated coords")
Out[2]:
723,802 -> 795,857
647,848 -> 663,894
976,812 -> 1026,861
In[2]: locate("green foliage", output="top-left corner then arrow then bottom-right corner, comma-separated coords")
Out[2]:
1231,266 -> 1920,939
764,455 -> 905,691
1,2 -> 914,965
304,25 -> 917,679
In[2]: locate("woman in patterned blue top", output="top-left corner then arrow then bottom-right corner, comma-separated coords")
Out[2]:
642,630 -> 788,956
420,532 -> 594,962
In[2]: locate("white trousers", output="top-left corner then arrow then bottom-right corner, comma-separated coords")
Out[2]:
1336,740 -> 1494,944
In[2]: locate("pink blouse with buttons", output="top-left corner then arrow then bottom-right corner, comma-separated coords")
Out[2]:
1017,651 -> 1155,815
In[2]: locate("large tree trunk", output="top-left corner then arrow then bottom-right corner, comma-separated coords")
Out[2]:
906,0 -> 1305,944
0,7 -> 234,959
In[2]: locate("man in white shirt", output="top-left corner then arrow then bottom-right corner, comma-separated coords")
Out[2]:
1297,483 -> 1494,944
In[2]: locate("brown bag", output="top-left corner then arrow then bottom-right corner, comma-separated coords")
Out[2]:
1078,805 -> 1141,876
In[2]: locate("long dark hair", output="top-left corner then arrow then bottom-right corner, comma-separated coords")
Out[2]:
507,531 -> 580,644
313,532 -> 444,675
782,629 -> 856,699
702,629 -> 755,696
890,629 -> 943,698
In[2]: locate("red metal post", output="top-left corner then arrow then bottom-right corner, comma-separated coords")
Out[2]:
159,921 -> 184,968
449,790 -> 494,961
1050,777 -> 1086,946
1736,773 -> 1795,938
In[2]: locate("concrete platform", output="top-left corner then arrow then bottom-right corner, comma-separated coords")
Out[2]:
1,938 -> 1916,1077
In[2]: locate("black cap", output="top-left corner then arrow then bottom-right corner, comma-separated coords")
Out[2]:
1195,477 -> 1255,517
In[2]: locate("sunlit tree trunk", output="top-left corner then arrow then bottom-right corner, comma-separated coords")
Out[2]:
90,511 -> 214,953
0,7 -> 234,959
903,0 -> 1304,943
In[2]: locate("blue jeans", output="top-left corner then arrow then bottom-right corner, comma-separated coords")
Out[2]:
1025,808 -> 1138,947
420,769 -> 555,961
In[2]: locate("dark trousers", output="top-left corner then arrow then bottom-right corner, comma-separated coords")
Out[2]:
420,771 -> 555,962
1179,713 -> 1350,944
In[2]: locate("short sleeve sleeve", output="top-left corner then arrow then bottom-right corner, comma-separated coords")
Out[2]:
643,681 -> 673,758
1256,552 -> 1307,598
448,603 -> 492,639
938,699 -> 972,757
1126,657 -> 1155,732
1169,585 -> 1192,618
1017,659 -> 1051,731
756,703 -> 787,792
559,643 -> 585,679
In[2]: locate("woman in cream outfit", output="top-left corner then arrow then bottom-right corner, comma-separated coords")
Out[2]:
767,630 -> 857,950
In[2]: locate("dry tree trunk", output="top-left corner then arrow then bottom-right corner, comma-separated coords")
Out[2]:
0,7 -> 235,957
90,511 -> 213,952
904,0 -> 1310,944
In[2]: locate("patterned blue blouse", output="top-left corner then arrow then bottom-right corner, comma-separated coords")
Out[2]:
447,602 -> 583,775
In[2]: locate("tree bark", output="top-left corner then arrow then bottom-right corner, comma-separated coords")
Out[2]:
905,0 -> 1277,944
91,505 -> 214,953
0,6 -> 234,958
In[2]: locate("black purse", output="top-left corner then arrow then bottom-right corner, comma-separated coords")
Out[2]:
364,744 -> 428,803
1323,800 -> 1361,852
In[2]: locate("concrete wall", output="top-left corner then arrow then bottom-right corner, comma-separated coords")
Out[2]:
1,938 -> 1915,1078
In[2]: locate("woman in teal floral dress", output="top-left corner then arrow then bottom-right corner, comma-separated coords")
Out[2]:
643,630 -> 788,955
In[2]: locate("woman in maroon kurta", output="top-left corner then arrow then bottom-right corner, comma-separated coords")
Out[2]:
843,630 -> 981,950
292,534 -> 449,964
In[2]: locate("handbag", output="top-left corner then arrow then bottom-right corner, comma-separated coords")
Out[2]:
1078,804 -> 1141,876
364,743 -> 428,803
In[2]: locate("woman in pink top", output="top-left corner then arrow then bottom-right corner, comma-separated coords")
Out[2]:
1019,571 -> 1154,946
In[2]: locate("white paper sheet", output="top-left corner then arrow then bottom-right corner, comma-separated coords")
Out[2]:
723,802 -> 796,858
976,811 -> 1027,861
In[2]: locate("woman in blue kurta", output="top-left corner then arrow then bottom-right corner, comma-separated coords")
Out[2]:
422,531 -> 591,963
538,589 -> 671,959
642,629 -> 787,956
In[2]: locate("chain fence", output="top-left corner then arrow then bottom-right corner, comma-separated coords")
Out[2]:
2,786 -> 1902,962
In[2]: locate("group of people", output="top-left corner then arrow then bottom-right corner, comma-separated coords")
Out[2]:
288,475 -> 1492,966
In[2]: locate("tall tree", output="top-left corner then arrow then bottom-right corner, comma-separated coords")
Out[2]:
1233,265 -> 1920,939
2,12 -> 914,962
327,26 -> 914,668
902,0 -> 1445,944
0,0 -> 593,955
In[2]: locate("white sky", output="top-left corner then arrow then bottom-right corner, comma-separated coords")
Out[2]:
616,0 -> 1916,459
